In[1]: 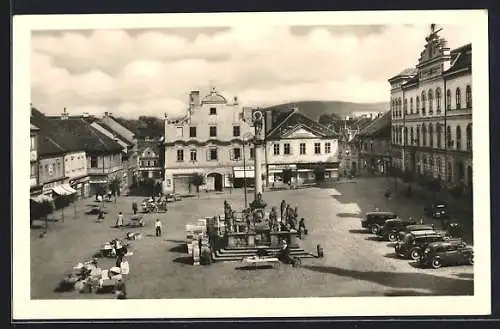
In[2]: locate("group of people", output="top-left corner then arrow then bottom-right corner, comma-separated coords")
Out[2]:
277,200 -> 307,235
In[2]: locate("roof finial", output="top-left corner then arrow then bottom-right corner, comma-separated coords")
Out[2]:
209,80 -> 216,93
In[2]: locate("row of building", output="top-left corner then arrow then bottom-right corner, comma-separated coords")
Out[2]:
343,26 -> 472,192
30,108 -> 165,205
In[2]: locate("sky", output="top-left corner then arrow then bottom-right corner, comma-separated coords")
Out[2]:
31,24 -> 474,119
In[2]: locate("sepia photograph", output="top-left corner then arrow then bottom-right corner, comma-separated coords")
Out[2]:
13,10 -> 490,319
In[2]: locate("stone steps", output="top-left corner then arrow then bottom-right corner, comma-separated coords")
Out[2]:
212,247 -> 315,262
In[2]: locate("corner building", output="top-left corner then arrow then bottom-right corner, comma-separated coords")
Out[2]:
163,87 -> 255,194
389,27 -> 472,190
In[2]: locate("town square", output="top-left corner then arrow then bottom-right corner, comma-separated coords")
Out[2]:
21,14 -> 485,310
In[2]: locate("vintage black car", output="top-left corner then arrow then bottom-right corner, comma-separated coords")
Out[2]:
419,240 -> 473,269
397,224 -> 437,241
395,230 -> 450,260
379,218 -> 418,242
361,211 -> 398,234
424,202 -> 449,219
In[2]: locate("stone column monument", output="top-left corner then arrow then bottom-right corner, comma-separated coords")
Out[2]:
250,110 -> 267,211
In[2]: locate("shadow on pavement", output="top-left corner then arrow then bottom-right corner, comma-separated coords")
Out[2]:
173,256 -> 193,265
235,265 -> 274,271
348,229 -> 370,234
165,239 -> 186,244
337,213 -> 363,218
169,244 -> 187,253
383,253 -> 404,260
384,289 -> 434,296
454,273 -> 474,280
301,265 -> 474,295
365,236 -> 384,242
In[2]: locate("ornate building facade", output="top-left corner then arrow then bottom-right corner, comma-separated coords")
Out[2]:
163,87 -> 254,195
389,26 -> 472,190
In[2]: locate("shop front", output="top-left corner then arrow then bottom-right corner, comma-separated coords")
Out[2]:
68,176 -> 90,199
89,177 -> 109,197
232,166 -> 255,188
267,164 -> 297,187
295,162 -> 340,183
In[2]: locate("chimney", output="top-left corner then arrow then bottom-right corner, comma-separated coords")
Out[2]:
61,107 -> 69,120
189,90 -> 201,108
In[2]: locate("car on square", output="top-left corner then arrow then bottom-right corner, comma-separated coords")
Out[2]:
361,211 -> 398,234
419,240 -> 473,269
395,230 -> 451,260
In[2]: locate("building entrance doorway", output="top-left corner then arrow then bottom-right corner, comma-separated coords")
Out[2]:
207,173 -> 223,192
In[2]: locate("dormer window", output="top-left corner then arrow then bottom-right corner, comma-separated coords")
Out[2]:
210,107 -> 217,115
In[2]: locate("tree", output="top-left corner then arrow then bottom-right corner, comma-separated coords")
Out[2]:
190,173 -> 205,196
313,165 -> 326,184
109,176 -> 121,202
281,169 -> 294,185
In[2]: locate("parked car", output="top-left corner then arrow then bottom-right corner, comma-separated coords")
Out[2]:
379,218 -> 418,242
419,240 -> 473,269
424,202 -> 449,219
361,211 -> 398,234
395,230 -> 450,260
173,193 -> 182,201
165,194 -> 176,203
397,224 -> 437,241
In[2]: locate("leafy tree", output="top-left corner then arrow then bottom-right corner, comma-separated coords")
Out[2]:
190,173 -> 205,196
313,165 -> 326,184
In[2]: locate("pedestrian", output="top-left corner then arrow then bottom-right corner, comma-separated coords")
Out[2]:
108,190 -> 113,201
115,278 -> 127,299
97,209 -> 105,222
419,217 -> 425,225
280,200 -> 286,222
132,202 -> 138,215
97,194 -> 103,203
155,218 -> 162,237
116,211 -> 124,227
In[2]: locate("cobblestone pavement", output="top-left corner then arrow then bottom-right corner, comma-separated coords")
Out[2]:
30,177 -> 473,299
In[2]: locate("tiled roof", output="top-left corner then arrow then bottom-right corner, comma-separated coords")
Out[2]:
47,117 -> 124,153
31,108 -> 77,156
266,109 -> 338,139
445,43 -> 472,74
389,67 -> 418,81
94,120 -> 134,147
100,115 -> 136,143
137,140 -> 161,156
357,111 -> 391,138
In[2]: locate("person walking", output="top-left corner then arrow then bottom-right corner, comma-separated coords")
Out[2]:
132,202 -> 138,215
155,218 -> 162,237
115,211 -> 124,227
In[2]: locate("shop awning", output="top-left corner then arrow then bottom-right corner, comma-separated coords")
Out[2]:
90,180 -> 108,184
30,195 -> 53,203
52,185 -> 69,196
61,184 -> 78,194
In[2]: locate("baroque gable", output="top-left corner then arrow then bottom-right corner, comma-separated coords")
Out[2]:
281,125 -> 323,139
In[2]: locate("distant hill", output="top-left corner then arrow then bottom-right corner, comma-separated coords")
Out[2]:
261,101 -> 389,121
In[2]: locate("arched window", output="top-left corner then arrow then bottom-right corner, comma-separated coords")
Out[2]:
428,89 -> 434,114
428,123 -> 434,148
410,98 -> 413,114
422,124 -> 427,146
404,127 -> 408,145
416,96 -> 420,114
436,157 -> 442,179
391,100 -> 394,116
456,87 -> 462,109
466,85 -> 472,108
436,88 -> 442,113
398,98 -> 402,116
446,125 -> 452,148
404,98 -> 408,115
421,91 -> 426,115
456,126 -> 462,150
466,124 -> 472,150
446,89 -> 452,110
410,127 -> 414,145
416,126 -> 420,146
436,123 -> 442,148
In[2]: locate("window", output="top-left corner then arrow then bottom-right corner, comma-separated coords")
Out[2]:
436,123 -> 442,148
208,148 -> 218,161
404,127 -> 408,145
232,148 -> 241,160
314,143 -> 321,154
176,127 -> 183,138
428,89 -> 433,114
466,85 -> 472,107
456,126 -> 462,150
404,98 -> 408,115
44,164 -> 48,174
416,96 -> 420,114
273,144 -> 280,155
30,162 -> 36,177
30,136 -> 36,150
190,150 -> 197,162
428,123 -> 433,148
284,143 -> 291,155
456,88 -> 461,109
249,148 -> 255,159
209,126 -> 217,137
422,124 -> 427,146
410,127 -> 414,145
421,91 -> 426,115
325,142 -> 331,153
140,160 -> 145,167
189,126 -> 197,138
153,160 -> 157,166
90,156 -> 98,168
177,149 -> 184,162
410,98 -> 413,114
466,124 -> 472,150
436,88 -> 442,113
300,143 -> 306,155
398,98 -> 402,116
447,126 -> 452,148
210,107 -> 217,115
233,126 -> 240,137
446,89 -> 452,110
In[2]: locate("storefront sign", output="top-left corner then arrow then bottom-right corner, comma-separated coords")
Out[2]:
268,164 -> 297,170
296,162 -> 339,170
233,166 -> 255,171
